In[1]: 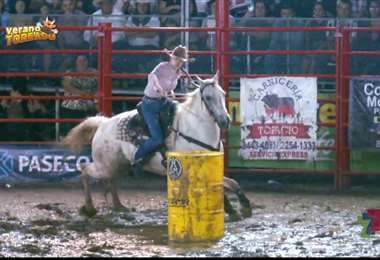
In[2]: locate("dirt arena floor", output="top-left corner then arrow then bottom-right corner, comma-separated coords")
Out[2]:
0,175 -> 380,257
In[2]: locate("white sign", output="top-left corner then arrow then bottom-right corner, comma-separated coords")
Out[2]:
240,77 -> 318,160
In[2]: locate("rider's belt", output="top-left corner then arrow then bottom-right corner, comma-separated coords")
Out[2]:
144,96 -> 166,101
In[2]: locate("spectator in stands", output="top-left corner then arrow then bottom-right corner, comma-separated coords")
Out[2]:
335,0 -> 359,27
264,3 -> 305,74
188,0 -> 204,50
58,0 -> 88,71
8,0 -> 36,72
326,0 -> 358,47
351,0 -> 369,18
0,0 -> 9,26
307,1 -> 332,74
76,0 -> 97,14
9,0 -> 33,26
198,0 -> 218,72
240,0 -> 272,74
0,0 -> 9,73
159,0 -> 200,50
126,0 -> 161,73
230,0 -> 250,17
33,2 -> 57,72
28,0 -> 45,13
0,78 -> 49,141
61,55 -> 97,136
114,0 -> 132,14
160,17 -> 181,50
84,0 -> 127,70
158,0 -> 181,16
352,0 -> 380,74
84,0 -> 127,48
47,0 -> 62,13
0,79 -> 30,141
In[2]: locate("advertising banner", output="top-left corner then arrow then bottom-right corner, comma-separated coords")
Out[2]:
240,77 -> 318,160
349,78 -> 380,149
0,145 -> 91,183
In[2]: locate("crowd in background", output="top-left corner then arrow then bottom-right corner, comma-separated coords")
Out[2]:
1,0 -> 380,141
0,0 -> 379,74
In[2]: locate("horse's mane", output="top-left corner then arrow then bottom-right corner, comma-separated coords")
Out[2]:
181,88 -> 200,110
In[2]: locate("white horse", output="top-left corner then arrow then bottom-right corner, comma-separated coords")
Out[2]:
63,73 -> 252,220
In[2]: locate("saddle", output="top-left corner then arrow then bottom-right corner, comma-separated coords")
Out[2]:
117,98 -> 177,164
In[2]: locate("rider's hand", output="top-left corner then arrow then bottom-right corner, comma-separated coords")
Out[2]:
157,87 -> 167,97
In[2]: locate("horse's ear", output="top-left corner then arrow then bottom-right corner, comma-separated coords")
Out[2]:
194,74 -> 203,84
213,71 -> 219,85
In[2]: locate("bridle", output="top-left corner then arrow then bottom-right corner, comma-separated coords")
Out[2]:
180,67 -> 221,124
170,70 -> 223,151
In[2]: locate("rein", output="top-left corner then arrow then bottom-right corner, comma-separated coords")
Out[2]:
170,127 -> 221,152
169,77 -> 221,152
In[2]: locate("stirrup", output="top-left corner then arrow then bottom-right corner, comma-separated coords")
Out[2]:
131,157 -> 144,166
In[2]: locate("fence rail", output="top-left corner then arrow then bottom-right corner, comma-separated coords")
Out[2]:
0,0 -> 379,190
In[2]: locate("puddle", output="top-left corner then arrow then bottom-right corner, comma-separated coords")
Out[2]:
0,188 -> 379,256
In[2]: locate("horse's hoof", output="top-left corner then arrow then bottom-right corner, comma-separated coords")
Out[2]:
79,205 -> 98,218
240,207 -> 253,218
113,205 -> 132,213
228,213 -> 242,222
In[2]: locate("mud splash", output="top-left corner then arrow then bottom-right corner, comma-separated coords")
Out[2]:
0,187 -> 379,257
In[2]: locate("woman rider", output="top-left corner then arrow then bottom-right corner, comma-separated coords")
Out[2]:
132,45 -> 192,171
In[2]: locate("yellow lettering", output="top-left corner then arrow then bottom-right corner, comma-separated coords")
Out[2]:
13,34 -> 20,44
5,27 -> 12,35
229,101 -> 240,123
319,103 -> 336,124
27,32 -> 34,41
5,34 -> 13,46
20,33 -> 27,42
48,33 -> 56,41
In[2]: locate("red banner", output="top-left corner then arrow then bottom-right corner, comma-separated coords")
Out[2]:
249,123 -> 311,139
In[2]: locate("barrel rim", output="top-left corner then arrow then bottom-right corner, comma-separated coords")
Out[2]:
166,150 -> 224,157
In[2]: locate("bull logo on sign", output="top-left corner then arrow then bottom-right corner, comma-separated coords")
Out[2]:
262,94 -> 296,118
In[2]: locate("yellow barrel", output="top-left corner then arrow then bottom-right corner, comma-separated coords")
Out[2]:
166,151 -> 224,242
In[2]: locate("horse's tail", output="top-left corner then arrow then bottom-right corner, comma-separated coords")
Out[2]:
62,116 -> 109,153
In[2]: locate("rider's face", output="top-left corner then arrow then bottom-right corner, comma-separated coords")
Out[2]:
170,57 -> 184,69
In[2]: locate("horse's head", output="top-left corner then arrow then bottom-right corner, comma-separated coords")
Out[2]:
193,72 -> 231,129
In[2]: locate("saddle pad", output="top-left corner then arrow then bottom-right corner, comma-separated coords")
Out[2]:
116,116 -> 132,142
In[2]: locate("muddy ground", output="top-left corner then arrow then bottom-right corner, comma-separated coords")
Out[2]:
0,176 -> 380,257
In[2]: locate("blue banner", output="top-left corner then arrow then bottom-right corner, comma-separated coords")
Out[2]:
0,145 -> 91,184
349,77 -> 380,150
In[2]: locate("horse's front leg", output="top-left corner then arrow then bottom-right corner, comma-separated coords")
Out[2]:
110,174 -> 134,212
224,176 -> 252,218
224,194 -> 241,222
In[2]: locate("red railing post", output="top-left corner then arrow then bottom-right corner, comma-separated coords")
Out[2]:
216,0 -> 230,175
102,23 -> 113,117
339,28 -> 352,189
335,25 -> 342,190
336,27 -> 352,190
97,23 -> 105,114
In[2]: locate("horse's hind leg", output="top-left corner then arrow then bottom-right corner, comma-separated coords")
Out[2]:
224,177 -> 252,218
79,163 -> 98,217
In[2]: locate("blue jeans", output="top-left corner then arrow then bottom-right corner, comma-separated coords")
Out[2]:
134,96 -> 167,161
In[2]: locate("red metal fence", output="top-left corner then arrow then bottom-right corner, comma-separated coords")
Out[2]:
0,0 -> 379,190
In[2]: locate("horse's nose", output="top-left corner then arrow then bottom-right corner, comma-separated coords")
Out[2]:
221,116 -> 231,129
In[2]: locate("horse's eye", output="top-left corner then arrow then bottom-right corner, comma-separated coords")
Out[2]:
205,96 -> 212,101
